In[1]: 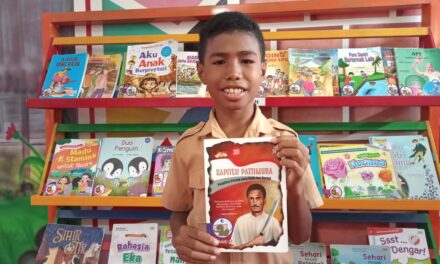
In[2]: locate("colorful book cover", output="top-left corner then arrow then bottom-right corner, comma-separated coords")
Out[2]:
369,135 -> 440,199
299,135 -> 323,196
337,47 -> 389,96
79,54 -> 122,98
152,146 -> 175,196
291,243 -> 327,264
381,47 -> 400,95
288,48 -> 335,96
40,53 -> 88,98
43,138 -> 100,196
118,39 -> 177,98
330,244 -> 391,264
368,227 -> 431,264
204,137 -> 288,253
319,144 -> 402,199
261,50 -> 289,96
108,223 -> 158,264
92,137 -> 154,196
158,225 -> 184,264
176,51 -> 206,97
35,224 -> 104,264
394,48 -> 440,96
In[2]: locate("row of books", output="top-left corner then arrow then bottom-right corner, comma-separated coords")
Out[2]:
38,39 -> 440,99
43,137 -> 174,197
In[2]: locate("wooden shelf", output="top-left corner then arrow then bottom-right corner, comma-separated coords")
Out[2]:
320,199 -> 440,211
31,195 -> 163,207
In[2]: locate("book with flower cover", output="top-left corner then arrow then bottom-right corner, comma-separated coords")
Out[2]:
204,137 -> 288,253
369,135 -> 440,199
176,51 -> 206,97
330,244 -> 391,264
151,146 -> 175,196
291,243 -> 327,264
318,144 -> 403,199
299,135 -> 323,195
158,225 -> 184,264
261,50 -> 289,96
43,138 -> 100,196
367,227 -> 431,264
35,224 -> 104,264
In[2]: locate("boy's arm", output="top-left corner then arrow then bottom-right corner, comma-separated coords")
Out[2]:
286,179 -> 313,244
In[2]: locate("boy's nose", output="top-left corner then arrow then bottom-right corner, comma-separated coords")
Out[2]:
225,61 -> 242,80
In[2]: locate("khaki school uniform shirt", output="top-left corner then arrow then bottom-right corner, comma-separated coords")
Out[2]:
162,106 -> 323,264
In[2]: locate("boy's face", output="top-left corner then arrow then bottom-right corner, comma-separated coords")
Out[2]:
197,31 -> 266,112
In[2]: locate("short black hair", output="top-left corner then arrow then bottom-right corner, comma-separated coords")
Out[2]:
247,183 -> 266,198
198,11 -> 265,64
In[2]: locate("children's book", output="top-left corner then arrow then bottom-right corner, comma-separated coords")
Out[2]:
204,137 -> 288,253
118,39 -> 177,98
291,243 -> 327,264
35,223 -> 104,264
337,47 -> 389,96
92,137 -> 154,196
40,53 -> 88,98
318,144 -> 402,199
367,227 -> 431,264
330,244 -> 391,264
381,47 -> 400,95
288,49 -> 335,96
299,135 -> 323,196
44,138 -> 100,196
369,135 -> 440,199
261,50 -> 289,96
108,223 -> 158,264
394,48 -> 440,96
176,51 -> 206,97
158,225 -> 184,264
78,54 -> 122,98
151,146 -> 175,196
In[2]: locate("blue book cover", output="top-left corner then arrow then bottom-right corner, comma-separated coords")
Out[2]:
40,53 -> 88,98
330,244 -> 391,264
299,135 -> 323,195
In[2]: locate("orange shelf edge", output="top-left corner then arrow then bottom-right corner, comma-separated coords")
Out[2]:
31,195 -> 163,207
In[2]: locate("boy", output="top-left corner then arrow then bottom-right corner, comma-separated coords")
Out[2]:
162,12 -> 323,263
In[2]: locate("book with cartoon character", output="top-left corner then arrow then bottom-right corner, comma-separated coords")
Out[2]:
151,146 -> 175,196
35,224 -> 104,264
117,39 -> 177,98
381,47 -> 400,95
369,135 -> 440,199
204,137 -> 288,253
92,137 -> 154,196
158,225 -> 184,264
176,51 -> 206,97
367,227 -> 431,264
40,53 -> 88,98
44,138 -> 100,197
261,50 -> 289,97
330,244 -> 391,264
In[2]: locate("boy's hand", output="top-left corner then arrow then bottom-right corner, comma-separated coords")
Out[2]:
173,224 -> 221,264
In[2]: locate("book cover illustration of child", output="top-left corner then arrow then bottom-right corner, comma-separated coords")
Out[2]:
260,50 -> 289,96
381,47 -> 400,95
176,51 -> 206,97
152,146 -> 174,196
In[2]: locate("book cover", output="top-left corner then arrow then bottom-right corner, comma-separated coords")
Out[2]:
43,138 -> 100,196
204,137 -> 288,252
261,50 -> 289,96
288,48 -> 335,96
337,47 -> 389,96
381,47 -> 400,95
298,135 -> 323,196
79,54 -> 122,98
92,137 -> 154,196
118,39 -> 177,98
369,135 -> 440,199
367,227 -> 431,264
394,48 -> 440,96
291,243 -> 327,264
319,144 -> 402,199
330,244 -> 391,264
176,51 -> 206,97
151,146 -> 175,196
108,223 -> 158,264
35,224 -> 104,264
158,225 -> 184,264
40,53 -> 88,98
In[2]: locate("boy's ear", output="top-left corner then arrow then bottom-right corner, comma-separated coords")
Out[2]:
197,61 -> 206,84
261,60 -> 267,79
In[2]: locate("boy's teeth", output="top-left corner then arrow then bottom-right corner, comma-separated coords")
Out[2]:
224,88 -> 243,95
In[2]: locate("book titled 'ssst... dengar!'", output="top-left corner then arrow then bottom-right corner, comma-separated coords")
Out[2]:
204,137 -> 288,253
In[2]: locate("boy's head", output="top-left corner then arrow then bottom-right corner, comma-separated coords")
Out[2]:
198,11 -> 265,64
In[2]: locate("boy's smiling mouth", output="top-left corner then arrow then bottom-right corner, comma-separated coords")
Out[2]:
222,87 -> 246,96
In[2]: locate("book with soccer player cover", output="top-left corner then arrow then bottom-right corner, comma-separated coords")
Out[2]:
204,137 -> 288,253
367,227 -> 431,263
117,39 -> 177,98
369,135 -> 440,199
35,223 -> 104,264
108,223 -> 158,264
151,146 -> 175,196
79,53 -> 122,98
92,137 -> 154,196
318,144 -> 403,199
330,244 -> 391,264
298,135 -> 323,196
176,51 -> 206,97
261,50 -> 289,96
43,138 -> 100,197
291,243 -> 327,264
158,225 -> 184,264
40,53 -> 88,98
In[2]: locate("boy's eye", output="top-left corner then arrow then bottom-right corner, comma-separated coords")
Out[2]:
241,59 -> 255,64
212,60 -> 225,65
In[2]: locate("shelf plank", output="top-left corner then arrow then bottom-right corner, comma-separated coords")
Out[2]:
31,195 -> 163,207
320,199 -> 440,210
